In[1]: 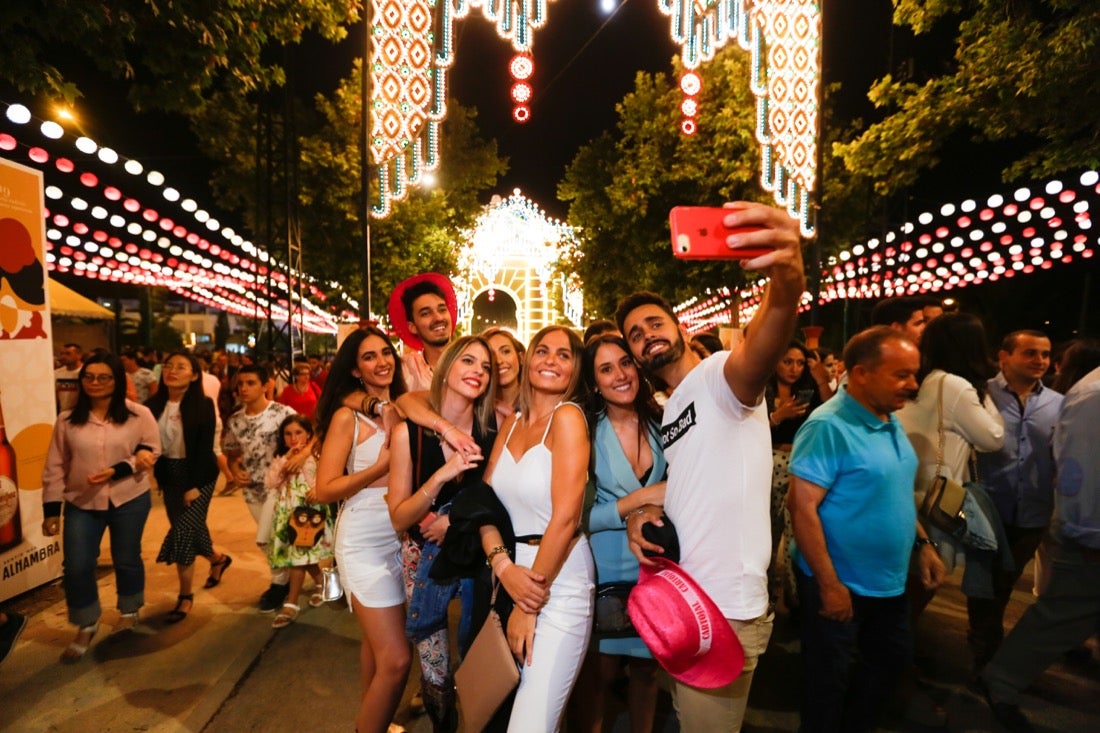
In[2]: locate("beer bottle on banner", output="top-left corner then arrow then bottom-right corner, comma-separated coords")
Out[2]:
0,391 -> 23,552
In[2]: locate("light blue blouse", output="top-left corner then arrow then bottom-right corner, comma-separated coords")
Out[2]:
588,414 -> 667,658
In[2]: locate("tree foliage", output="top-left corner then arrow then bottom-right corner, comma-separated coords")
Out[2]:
0,0 -> 354,112
192,61 -> 507,317
838,0 -> 1100,195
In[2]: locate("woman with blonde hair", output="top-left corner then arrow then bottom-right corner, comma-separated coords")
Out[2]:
479,325 -> 594,731
387,335 -> 499,731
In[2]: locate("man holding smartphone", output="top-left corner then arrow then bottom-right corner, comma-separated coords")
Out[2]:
621,201 -> 804,732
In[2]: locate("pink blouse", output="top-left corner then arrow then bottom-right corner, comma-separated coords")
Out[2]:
42,400 -> 162,510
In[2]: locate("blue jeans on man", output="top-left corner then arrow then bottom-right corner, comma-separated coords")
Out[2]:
796,568 -> 912,733
62,493 -> 151,627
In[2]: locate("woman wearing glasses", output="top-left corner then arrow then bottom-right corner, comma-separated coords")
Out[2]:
42,352 -> 161,662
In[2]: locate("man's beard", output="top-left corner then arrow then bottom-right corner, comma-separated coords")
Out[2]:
421,321 -> 452,348
639,332 -> 685,374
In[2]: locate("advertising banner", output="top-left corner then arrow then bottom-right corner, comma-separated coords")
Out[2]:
0,157 -> 63,601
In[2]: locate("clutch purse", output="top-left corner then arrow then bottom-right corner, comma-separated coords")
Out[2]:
321,565 -> 344,603
454,580 -> 519,731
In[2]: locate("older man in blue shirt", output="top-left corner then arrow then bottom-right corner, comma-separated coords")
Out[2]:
970,331 -> 1062,670
980,364 -> 1100,733
788,327 -> 946,733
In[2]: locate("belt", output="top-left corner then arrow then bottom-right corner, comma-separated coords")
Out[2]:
514,530 -> 581,547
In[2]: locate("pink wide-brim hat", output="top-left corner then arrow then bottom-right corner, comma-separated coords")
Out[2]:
627,557 -> 745,689
387,272 -> 458,351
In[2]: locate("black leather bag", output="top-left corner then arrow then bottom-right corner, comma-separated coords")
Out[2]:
594,582 -> 636,638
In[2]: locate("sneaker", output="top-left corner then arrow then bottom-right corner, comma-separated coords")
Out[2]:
258,584 -> 290,614
0,612 -> 27,665
975,676 -> 1037,733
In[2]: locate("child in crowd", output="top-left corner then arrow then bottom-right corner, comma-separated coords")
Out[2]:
263,414 -> 333,629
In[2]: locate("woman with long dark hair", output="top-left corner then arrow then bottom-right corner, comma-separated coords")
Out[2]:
898,312 -> 1004,605
578,333 -> 666,733
145,351 -> 232,624
42,352 -> 161,662
387,335 -> 499,731
765,340 -> 825,611
479,325 -> 594,731
312,326 -> 409,733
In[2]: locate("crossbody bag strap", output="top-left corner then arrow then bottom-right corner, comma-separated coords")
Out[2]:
935,373 -> 947,475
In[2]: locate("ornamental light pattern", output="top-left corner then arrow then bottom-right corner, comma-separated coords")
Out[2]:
370,0 -> 556,218
659,0 -> 820,236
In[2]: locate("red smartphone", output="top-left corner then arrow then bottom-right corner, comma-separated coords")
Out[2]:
669,206 -> 772,260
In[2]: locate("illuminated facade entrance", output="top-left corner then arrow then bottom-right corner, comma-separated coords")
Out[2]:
456,190 -> 582,345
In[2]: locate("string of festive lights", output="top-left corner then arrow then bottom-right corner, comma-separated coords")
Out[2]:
371,0 -> 558,218
673,170 -> 1099,332
2,101 -> 349,332
659,0 -> 819,236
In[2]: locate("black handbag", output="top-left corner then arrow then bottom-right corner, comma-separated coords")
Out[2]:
594,582 -> 636,638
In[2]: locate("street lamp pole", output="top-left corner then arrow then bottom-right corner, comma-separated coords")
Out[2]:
360,7 -> 373,325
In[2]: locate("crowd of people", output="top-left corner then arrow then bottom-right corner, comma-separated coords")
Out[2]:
1,199 -> 1098,733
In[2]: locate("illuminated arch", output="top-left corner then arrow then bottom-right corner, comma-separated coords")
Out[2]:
456,190 -> 582,344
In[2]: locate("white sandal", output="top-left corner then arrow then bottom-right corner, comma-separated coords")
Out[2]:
308,590 -> 324,608
272,603 -> 300,629
60,623 -> 99,663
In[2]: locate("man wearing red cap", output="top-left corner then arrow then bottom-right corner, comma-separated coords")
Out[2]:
787,327 -> 945,732
620,201 -> 804,731
388,273 -> 458,392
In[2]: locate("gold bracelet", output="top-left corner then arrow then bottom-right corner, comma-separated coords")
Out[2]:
486,545 -> 510,567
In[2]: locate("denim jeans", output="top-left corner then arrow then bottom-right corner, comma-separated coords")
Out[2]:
62,493 -> 151,627
796,568 -> 912,733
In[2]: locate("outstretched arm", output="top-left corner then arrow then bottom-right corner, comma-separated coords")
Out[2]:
722,202 -> 806,406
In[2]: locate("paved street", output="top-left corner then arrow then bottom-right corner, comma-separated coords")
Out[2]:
2,485 -> 1097,732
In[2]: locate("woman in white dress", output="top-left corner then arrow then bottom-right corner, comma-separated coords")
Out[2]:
479,325 -> 595,732
313,326 -> 409,733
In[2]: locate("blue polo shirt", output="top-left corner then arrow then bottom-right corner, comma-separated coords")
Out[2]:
790,389 -> 918,597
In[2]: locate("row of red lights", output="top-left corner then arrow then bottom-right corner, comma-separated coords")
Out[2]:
1,121 -> 346,331
676,171 -> 1099,331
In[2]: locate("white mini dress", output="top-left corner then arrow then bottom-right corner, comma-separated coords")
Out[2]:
334,413 -> 404,608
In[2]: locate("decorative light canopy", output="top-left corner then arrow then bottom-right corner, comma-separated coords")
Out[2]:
659,0 -> 821,236
674,170 -> 1100,332
1,102 -> 349,333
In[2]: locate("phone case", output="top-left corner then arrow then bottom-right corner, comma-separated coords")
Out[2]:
669,206 -> 772,260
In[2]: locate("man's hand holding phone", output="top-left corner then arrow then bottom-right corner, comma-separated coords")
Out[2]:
670,202 -> 803,277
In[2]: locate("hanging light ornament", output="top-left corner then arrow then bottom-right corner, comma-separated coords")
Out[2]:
510,52 -> 535,123
371,1 -> 558,217
659,0 -> 821,237
673,169 -> 1100,331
